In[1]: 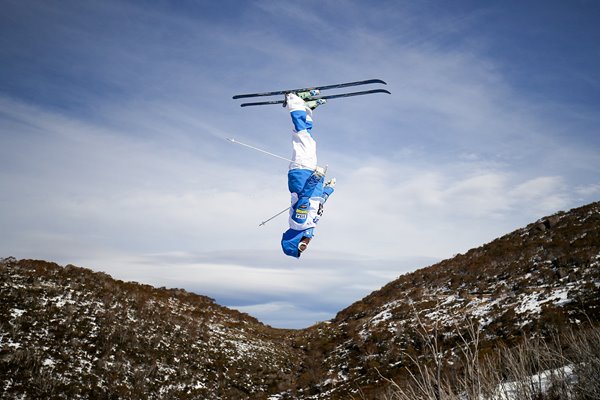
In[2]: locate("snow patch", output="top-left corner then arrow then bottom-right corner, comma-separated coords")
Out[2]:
10,309 -> 26,319
486,365 -> 575,400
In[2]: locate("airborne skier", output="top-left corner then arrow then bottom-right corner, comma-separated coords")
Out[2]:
231,79 -> 389,257
281,92 -> 335,258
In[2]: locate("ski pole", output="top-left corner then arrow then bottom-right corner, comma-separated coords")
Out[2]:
259,206 -> 291,227
226,137 -> 316,170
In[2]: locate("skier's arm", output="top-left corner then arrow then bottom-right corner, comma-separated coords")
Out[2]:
322,186 -> 334,203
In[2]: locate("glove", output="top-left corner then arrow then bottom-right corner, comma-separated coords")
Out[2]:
314,166 -> 326,178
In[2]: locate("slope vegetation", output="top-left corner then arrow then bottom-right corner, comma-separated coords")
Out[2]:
2,201 -> 599,399
0,259 -> 301,399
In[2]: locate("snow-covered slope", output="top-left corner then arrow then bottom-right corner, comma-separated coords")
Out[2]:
289,201 -> 600,398
0,259 -> 301,399
2,201 -> 599,399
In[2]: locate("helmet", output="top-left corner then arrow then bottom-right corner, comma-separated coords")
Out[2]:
281,228 -> 314,258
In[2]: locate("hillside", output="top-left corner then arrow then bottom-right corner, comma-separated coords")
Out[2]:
292,201 -> 600,398
0,259 -> 302,399
2,201 -> 600,399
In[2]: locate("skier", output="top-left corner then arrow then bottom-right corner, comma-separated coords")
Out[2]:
281,92 -> 335,258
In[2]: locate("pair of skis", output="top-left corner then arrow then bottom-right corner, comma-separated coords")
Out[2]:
232,78 -> 390,107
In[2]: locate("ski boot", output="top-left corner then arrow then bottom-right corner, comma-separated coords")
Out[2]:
283,91 -> 317,108
305,98 -> 327,110
313,165 -> 327,178
297,89 -> 320,100
296,90 -> 327,110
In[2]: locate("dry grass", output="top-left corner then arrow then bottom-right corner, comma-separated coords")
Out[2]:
378,320 -> 600,400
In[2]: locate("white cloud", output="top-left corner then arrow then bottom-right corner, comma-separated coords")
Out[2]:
234,301 -> 332,329
2,0 -> 599,328
575,183 -> 600,198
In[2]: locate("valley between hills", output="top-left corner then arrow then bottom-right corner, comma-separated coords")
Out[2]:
2,201 -> 599,399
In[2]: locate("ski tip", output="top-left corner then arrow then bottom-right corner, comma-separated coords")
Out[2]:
226,137 -> 236,143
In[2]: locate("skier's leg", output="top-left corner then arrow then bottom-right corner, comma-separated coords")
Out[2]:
286,93 -> 317,171
286,93 -> 313,134
289,131 -> 316,170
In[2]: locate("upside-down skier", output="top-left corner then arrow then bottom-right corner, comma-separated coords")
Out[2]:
281,92 -> 335,258
232,79 -> 389,256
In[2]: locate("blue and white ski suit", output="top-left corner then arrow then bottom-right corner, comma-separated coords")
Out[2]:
281,94 -> 334,258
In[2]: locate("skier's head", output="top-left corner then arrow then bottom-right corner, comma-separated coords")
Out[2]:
281,228 -> 314,258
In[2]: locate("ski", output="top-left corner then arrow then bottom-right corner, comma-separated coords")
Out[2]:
232,79 -> 387,100
239,88 -> 391,107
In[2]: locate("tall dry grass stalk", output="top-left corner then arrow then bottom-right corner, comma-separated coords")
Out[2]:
381,312 -> 600,400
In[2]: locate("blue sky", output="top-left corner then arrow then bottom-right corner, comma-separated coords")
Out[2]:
1,0 -> 599,328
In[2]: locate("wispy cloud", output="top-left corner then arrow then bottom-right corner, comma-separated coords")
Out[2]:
1,0 -> 599,328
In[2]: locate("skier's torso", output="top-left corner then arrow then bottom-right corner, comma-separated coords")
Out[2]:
287,167 -> 326,231
289,193 -> 324,231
